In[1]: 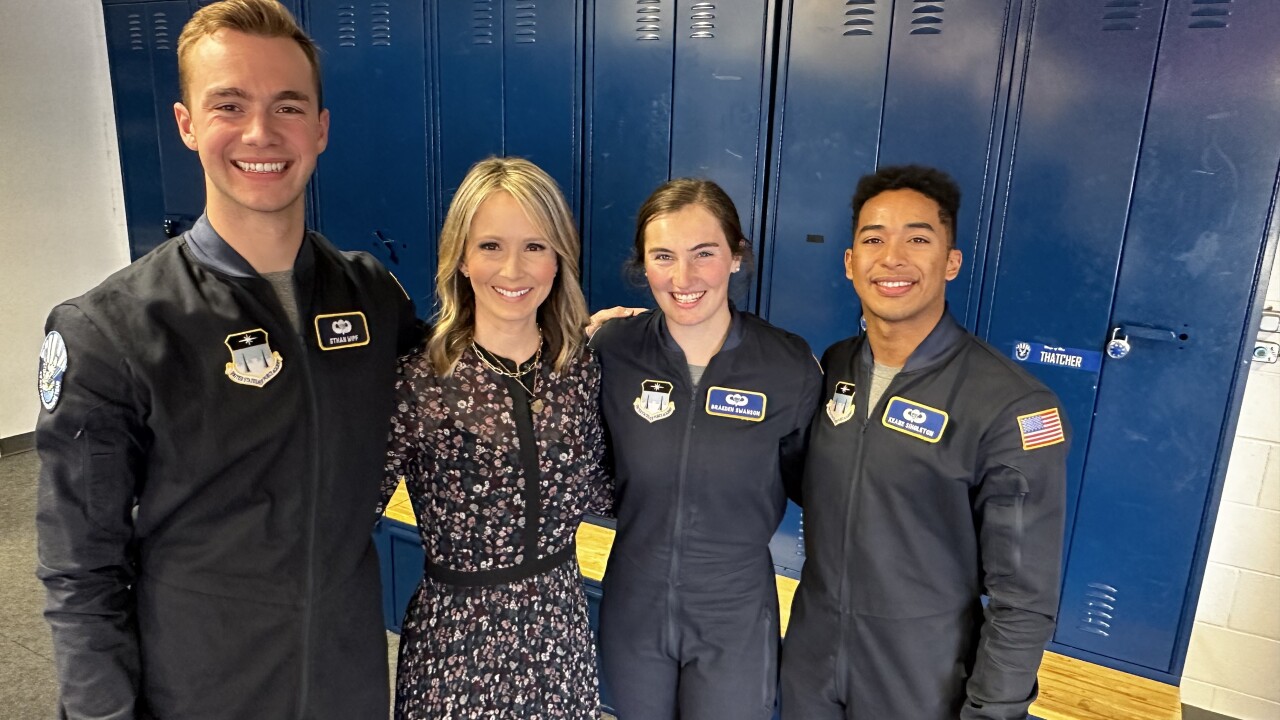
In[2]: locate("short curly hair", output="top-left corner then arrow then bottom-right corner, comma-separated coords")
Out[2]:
851,165 -> 961,249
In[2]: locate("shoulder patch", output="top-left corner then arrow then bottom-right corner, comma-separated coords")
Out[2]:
38,331 -> 68,411
1018,407 -> 1065,450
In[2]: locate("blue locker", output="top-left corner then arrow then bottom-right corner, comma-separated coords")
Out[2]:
761,0 -> 891,355
1052,0 -> 1280,677
102,0 -> 306,259
102,1 -> 201,259
584,0 -> 775,311
434,0 -> 583,218
977,0 -> 1163,638
876,0 -> 1020,328
309,0 -> 436,311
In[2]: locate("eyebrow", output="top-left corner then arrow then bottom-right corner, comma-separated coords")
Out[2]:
204,87 -> 313,103
856,222 -> 937,234
647,242 -> 722,253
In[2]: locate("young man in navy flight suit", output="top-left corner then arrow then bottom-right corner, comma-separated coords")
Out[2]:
781,165 -> 1069,719
34,2 -> 419,718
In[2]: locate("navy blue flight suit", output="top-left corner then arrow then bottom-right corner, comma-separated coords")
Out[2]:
781,312 -> 1069,720
592,309 -> 823,720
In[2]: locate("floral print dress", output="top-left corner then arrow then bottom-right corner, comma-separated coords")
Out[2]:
383,345 -> 613,719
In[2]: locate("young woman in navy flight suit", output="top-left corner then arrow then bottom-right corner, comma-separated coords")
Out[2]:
590,179 -> 824,719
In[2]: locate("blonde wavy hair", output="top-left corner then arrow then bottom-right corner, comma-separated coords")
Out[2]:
427,157 -> 589,376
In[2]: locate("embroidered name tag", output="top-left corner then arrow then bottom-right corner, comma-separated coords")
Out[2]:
705,386 -> 767,422
315,311 -> 369,351
881,396 -> 948,443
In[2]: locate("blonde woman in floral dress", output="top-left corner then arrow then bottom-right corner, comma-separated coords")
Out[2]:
383,157 -> 612,719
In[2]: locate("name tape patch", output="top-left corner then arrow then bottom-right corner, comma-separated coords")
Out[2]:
1011,341 -> 1101,373
705,386 -> 767,422
315,311 -> 370,351
881,396 -> 948,443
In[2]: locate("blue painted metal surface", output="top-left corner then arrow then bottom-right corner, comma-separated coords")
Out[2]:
102,2 -> 201,259
309,0 -> 436,313
434,0 -> 583,221
584,0 -> 774,311
877,0 -> 1020,330
977,0 -> 1163,658
761,0 -> 891,355
1053,0 -> 1280,675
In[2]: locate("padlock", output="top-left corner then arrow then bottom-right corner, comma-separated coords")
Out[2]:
1106,328 -> 1131,359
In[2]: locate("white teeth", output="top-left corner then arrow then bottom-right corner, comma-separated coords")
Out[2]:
673,292 -> 704,303
494,287 -> 531,298
235,161 -> 286,173
878,281 -> 912,288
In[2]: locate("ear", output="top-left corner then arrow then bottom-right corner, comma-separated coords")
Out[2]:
174,102 -> 198,151
945,248 -> 963,281
316,108 -> 330,155
844,247 -> 856,281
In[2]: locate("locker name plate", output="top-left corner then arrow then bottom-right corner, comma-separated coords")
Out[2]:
1011,341 -> 1102,373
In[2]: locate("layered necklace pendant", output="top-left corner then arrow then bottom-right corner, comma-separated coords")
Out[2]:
472,331 -> 545,414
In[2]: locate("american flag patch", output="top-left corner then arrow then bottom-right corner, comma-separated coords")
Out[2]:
1017,408 -> 1065,450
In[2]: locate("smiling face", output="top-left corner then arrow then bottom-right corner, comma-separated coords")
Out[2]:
643,203 -> 742,333
173,29 -> 328,225
846,188 -> 962,335
462,190 -> 559,335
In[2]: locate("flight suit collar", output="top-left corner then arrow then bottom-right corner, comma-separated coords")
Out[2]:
858,307 -> 967,374
654,302 -> 745,357
185,212 -> 315,280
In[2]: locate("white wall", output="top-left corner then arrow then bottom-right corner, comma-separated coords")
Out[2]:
0,1 -> 131,441
1182,250 -> 1280,719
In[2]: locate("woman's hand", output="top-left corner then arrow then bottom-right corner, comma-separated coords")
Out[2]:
585,306 -> 646,338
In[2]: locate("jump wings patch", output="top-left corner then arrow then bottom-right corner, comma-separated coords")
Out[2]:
1018,407 -> 1065,450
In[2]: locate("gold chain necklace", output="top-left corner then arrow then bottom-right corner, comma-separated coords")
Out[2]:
471,332 -> 545,414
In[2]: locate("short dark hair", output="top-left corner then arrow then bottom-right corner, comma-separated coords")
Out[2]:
627,178 -> 752,280
851,165 -> 961,248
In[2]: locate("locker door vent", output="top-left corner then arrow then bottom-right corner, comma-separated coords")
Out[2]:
473,0 -> 496,45
152,11 -> 172,52
843,0 -> 876,37
1102,0 -> 1142,32
1189,0 -> 1230,29
337,5 -> 356,48
370,2 -> 391,47
636,0 -> 662,42
513,1 -> 537,44
1077,582 -> 1118,638
689,2 -> 715,39
128,13 -> 144,52
910,0 -> 943,36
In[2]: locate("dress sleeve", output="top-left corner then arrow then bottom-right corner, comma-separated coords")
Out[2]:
580,355 -> 616,517
962,389 -> 1070,720
379,354 -> 423,515
35,304 -> 146,719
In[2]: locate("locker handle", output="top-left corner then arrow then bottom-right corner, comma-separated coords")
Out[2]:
1119,324 -> 1179,343
1106,324 -> 1185,360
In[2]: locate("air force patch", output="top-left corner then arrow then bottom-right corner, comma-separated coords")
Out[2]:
38,331 -> 68,411
634,379 -> 675,423
315,311 -> 369,351
705,386 -> 766,422
225,329 -> 283,387
826,380 -> 855,426
882,396 -> 948,443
